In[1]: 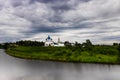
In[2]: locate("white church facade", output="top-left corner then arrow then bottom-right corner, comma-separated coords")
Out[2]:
44,36 -> 64,47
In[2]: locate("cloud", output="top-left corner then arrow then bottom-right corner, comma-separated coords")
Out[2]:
0,0 -> 120,44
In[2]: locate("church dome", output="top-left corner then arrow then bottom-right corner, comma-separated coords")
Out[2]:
46,35 -> 52,41
47,36 -> 51,39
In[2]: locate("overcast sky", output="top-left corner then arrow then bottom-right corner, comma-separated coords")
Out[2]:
0,0 -> 120,44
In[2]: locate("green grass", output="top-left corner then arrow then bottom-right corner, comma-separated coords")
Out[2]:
6,46 -> 120,64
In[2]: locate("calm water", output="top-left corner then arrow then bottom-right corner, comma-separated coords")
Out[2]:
0,49 -> 120,80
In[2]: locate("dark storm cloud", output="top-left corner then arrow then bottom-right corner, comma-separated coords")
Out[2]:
24,27 -> 62,35
0,0 -> 120,44
31,0 -> 91,3
10,1 -> 23,7
29,0 -> 63,3
102,36 -> 120,41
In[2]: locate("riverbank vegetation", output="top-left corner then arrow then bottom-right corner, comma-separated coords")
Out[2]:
5,40 -> 120,64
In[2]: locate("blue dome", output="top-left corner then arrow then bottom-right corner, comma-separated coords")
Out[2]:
46,35 -> 52,40
47,36 -> 51,39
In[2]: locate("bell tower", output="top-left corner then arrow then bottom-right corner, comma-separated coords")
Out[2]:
58,37 -> 60,43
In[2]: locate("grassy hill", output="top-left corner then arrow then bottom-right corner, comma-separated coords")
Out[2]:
6,45 -> 120,64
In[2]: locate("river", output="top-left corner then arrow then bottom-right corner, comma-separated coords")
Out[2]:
0,49 -> 120,80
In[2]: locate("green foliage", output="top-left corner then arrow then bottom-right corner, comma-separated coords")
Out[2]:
113,43 -> 119,46
6,44 -> 120,64
3,43 -> 11,49
0,44 -> 4,49
16,40 -> 44,46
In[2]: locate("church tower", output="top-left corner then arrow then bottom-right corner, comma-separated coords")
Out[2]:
58,37 -> 60,43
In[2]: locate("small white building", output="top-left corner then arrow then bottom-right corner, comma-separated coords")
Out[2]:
54,42 -> 64,47
44,36 -> 65,47
45,36 -> 54,46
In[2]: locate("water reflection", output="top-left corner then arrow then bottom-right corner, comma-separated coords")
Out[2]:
0,49 -> 120,80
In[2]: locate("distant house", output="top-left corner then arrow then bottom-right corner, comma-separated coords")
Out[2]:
44,36 -> 65,47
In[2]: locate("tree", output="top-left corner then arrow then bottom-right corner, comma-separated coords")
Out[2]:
86,39 -> 92,46
75,41 -> 82,47
0,44 -> 4,49
117,44 -> 120,63
4,43 -> 10,49
64,41 -> 71,47
82,39 -> 93,50
113,43 -> 119,46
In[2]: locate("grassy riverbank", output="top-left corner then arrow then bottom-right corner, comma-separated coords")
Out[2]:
6,45 -> 120,64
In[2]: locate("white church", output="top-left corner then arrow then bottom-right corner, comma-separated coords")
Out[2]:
44,36 -> 65,47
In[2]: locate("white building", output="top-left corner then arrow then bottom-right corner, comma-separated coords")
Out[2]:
45,35 -> 54,46
44,36 -> 64,47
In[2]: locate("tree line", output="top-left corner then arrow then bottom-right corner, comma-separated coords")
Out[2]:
0,40 -> 44,49
1,39 -> 120,52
